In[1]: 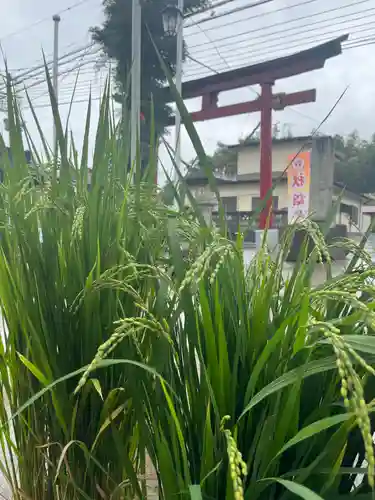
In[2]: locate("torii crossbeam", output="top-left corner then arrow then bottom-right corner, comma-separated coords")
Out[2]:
164,35 -> 348,229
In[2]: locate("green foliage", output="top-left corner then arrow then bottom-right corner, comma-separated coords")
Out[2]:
91,0 -> 208,137
0,73 -> 177,499
334,131 -> 375,194
1,62 -> 375,500
189,128 -> 375,198
131,225 -> 375,500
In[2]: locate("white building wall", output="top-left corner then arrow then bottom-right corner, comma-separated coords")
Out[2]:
237,141 -> 311,176
191,184 -> 371,233
190,140 -> 370,234
333,193 -> 363,233
363,213 -> 372,232
191,183 -> 288,211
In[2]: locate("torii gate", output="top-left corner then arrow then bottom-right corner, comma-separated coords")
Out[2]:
165,35 -> 348,229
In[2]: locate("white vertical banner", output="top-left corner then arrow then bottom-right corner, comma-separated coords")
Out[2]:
287,151 -> 311,223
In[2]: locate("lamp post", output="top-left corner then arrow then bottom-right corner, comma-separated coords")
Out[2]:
162,2 -> 184,180
131,0 -> 142,170
52,14 -> 60,156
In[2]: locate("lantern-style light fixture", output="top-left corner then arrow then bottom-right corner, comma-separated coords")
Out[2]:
161,4 -> 182,36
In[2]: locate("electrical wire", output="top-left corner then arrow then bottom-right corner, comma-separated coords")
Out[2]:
4,0 -> 358,97
185,0 -> 323,36
0,48 -> 99,99
184,23 -> 374,77
5,0 -> 240,87
186,52 -> 320,125
26,82 -> 106,108
346,35 -> 375,48
188,21 -> 260,98
184,0 -> 241,19
23,46 -> 106,105
182,6 -> 375,125
0,0 -> 95,43
28,96 -> 102,110
7,0 -> 374,122
188,4 -> 375,57
32,69 -> 108,96
10,44 -> 96,84
0,44 -> 98,103
19,59 -> 103,106
185,0 -> 372,42
184,28 -> 372,79
14,37 -> 96,75
185,0 -> 274,28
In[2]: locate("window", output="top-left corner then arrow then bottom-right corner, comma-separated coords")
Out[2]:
351,206 -> 359,225
221,196 -> 237,212
251,196 -> 279,210
340,203 -> 359,225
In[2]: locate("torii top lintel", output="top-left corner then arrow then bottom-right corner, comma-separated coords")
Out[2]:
164,35 -> 348,102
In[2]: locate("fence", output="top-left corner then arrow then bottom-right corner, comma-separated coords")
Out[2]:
212,210 -> 287,242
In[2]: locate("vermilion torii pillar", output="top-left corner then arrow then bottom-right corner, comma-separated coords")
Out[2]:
164,35 -> 348,229
259,82 -> 273,230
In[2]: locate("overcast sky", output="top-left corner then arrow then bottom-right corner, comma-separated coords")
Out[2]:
0,0 -> 374,175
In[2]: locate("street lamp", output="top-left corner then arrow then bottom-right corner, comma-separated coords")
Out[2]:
162,1 -> 184,179
131,0 -> 142,171
162,4 -> 182,36
52,14 -> 61,156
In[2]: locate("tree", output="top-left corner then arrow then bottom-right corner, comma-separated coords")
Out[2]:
91,0 -> 209,140
334,131 -> 375,194
187,126 -> 375,195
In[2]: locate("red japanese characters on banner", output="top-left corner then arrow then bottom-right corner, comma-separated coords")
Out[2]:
287,151 -> 311,223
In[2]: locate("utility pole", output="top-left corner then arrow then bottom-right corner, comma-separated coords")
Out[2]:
52,14 -> 60,155
131,0 -> 141,170
259,82 -> 273,230
174,0 -> 184,181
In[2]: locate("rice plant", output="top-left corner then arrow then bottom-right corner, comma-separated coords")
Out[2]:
71,220 -> 375,500
131,51 -> 375,498
0,71 -> 183,499
1,57 -> 375,500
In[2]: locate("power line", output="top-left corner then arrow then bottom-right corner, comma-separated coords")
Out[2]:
184,36 -> 368,81
184,26 -> 373,79
346,35 -> 375,48
26,75 -> 106,105
185,0 -> 371,43
184,38 -> 360,80
19,57 -> 104,105
33,91 -> 102,107
0,0 -> 94,43
11,44 -> 96,84
186,48 -> 320,125
184,26 -> 374,77
9,35 -> 108,110
187,16 -> 260,97
14,37 -> 96,74
186,54 -> 221,75
189,33 -> 319,160
185,0 -> 322,36
183,0 -> 375,81
184,0 -> 241,19
38,70 -> 108,95
188,4 -> 375,57
0,44 -> 95,91
23,50 -> 110,107
185,0 -> 274,28
0,45 -> 99,98
27,96 -> 102,110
